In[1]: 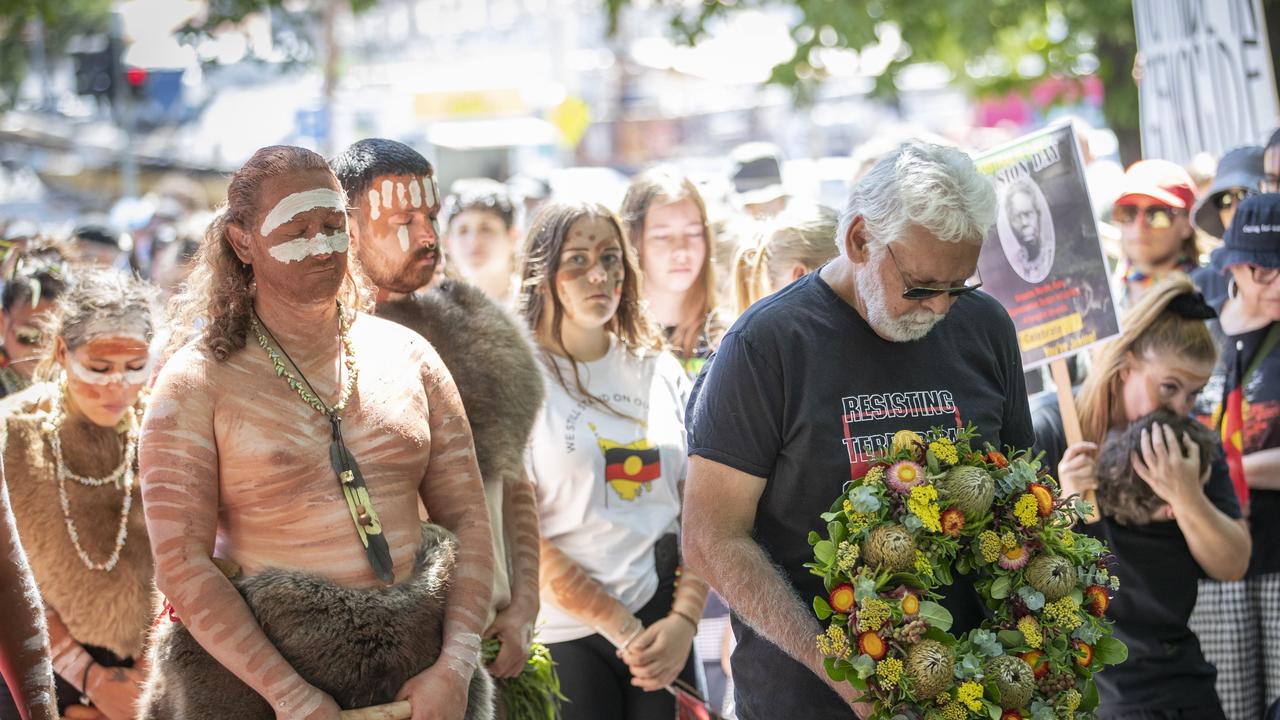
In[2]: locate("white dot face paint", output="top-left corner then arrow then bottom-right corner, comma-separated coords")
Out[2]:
424,176 -> 439,207
368,190 -> 381,220
381,180 -> 393,208
267,231 -> 350,264
398,224 -> 411,253
409,179 -> 422,208
66,352 -> 151,387
259,189 -> 344,238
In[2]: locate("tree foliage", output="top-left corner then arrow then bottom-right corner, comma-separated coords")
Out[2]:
0,0 -> 112,109
604,0 -> 1279,161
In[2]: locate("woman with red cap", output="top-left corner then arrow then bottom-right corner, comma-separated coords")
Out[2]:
1111,160 -> 1201,309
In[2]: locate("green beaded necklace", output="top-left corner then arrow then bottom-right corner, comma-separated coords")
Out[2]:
249,302 -> 394,584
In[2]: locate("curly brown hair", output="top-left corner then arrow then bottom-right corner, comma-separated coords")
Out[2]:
168,145 -> 372,361
1095,409 -> 1215,525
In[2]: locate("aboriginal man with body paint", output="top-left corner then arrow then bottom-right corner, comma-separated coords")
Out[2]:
138,145 -> 495,720
328,139 -> 545,684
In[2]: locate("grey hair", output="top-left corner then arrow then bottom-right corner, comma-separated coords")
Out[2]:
836,140 -> 996,250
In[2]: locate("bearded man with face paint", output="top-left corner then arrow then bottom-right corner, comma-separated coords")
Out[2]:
330,139 -> 546,688
682,141 -> 1035,719
139,146 -> 495,720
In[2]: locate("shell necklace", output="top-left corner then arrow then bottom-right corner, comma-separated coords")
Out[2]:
44,395 -> 138,572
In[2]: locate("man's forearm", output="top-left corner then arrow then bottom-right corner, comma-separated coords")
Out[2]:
436,509 -> 494,679
1245,448 -> 1280,491
688,532 -> 823,677
502,471 -> 541,613
1176,494 -> 1251,581
0,482 -> 55,719
159,557 -> 319,714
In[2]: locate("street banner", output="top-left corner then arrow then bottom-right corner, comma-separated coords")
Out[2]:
1133,0 -> 1280,165
974,123 -> 1122,371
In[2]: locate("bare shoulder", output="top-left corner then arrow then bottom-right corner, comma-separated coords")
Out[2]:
350,311 -> 445,371
151,340 -> 221,396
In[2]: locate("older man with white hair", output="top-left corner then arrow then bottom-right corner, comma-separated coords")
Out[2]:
682,141 -> 1035,718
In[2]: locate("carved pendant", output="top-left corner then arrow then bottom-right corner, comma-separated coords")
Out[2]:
329,415 -> 395,584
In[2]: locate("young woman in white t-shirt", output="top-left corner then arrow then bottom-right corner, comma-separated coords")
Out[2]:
518,201 -> 709,719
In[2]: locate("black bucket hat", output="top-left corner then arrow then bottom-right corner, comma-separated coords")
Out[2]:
1212,193 -> 1280,271
1193,145 -> 1264,238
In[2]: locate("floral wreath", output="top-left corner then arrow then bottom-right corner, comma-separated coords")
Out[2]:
809,426 -> 1127,720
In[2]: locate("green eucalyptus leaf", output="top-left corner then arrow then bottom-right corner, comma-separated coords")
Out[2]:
918,600 -> 953,632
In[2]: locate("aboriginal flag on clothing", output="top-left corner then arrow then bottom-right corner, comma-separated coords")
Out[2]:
604,446 -> 661,484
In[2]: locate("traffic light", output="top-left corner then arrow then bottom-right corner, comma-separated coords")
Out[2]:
70,34 -> 117,102
125,66 -> 147,99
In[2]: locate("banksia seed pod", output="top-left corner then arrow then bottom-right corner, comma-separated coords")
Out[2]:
986,655 -> 1036,709
906,639 -> 954,700
940,465 -> 995,518
864,524 -> 917,573
1025,554 -> 1078,602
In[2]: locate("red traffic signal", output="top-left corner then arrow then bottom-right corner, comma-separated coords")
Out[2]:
126,66 -> 147,87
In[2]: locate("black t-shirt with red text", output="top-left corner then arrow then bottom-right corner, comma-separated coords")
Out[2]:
1192,267 -> 1280,578
686,271 -> 1034,720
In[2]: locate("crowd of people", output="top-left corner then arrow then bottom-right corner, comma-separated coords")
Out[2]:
0,125 -> 1276,720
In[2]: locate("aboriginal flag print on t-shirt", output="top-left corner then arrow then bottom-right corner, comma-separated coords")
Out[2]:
598,437 -> 662,501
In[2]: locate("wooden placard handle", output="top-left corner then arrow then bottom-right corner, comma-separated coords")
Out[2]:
1049,359 -> 1100,524
340,701 -> 412,720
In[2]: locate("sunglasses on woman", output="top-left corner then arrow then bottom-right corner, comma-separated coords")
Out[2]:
1112,203 -> 1185,229
1247,264 -> 1280,285
1212,187 -> 1254,212
886,245 -> 983,300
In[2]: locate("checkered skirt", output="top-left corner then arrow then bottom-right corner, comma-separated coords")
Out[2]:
1190,573 -> 1280,720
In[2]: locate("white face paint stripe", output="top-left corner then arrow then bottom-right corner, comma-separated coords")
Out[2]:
259,189 -> 344,237
409,179 -> 422,208
66,353 -> 151,387
398,224 -> 411,253
267,231 -> 350,264
381,180 -> 393,208
396,182 -> 407,207
368,190 -> 381,220
427,176 -> 439,207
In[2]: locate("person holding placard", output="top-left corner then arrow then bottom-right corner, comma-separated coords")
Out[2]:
1031,275 -> 1250,720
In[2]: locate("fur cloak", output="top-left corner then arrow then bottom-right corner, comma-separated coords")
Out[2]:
376,280 -> 544,493
0,383 -> 154,660
140,523 -> 494,719
377,280 -> 545,615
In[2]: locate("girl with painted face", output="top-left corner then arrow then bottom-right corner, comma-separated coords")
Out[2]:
517,202 -> 709,720
620,167 -> 719,378
0,268 -> 158,720
1030,275 -> 1251,720
442,179 -> 520,307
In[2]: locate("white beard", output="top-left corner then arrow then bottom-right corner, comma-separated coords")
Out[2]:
856,258 -> 945,343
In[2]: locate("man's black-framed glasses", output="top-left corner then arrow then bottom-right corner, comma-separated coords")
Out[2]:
885,244 -> 983,300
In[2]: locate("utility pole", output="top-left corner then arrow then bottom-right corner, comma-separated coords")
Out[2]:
110,12 -> 139,200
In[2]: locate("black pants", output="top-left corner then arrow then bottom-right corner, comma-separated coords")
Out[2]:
548,539 -> 699,720
0,644 -> 133,720
1097,704 -> 1228,720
